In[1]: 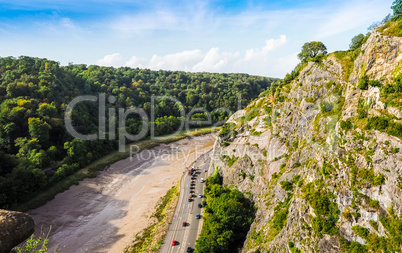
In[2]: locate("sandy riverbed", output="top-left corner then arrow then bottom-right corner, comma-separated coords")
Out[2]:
29,134 -> 216,253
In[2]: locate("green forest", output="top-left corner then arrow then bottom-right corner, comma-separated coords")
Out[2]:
195,170 -> 255,253
0,56 -> 275,209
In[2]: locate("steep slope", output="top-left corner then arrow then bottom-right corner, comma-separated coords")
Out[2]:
208,28 -> 402,252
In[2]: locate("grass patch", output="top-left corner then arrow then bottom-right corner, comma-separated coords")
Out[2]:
379,18 -> 402,37
333,50 -> 359,81
221,155 -> 239,167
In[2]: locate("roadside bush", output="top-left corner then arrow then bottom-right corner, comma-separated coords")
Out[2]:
195,171 -> 255,253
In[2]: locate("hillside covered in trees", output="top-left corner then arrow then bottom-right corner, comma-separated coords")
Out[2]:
0,56 -> 276,209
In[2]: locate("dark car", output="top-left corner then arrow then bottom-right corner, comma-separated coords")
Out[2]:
196,213 -> 201,219
198,203 -> 202,208
187,247 -> 193,252
188,198 -> 192,202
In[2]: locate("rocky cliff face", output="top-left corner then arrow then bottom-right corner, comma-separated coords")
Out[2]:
0,210 -> 35,253
209,29 -> 402,252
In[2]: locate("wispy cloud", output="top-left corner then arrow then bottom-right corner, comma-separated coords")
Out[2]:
314,0 -> 392,39
0,0 -> 394,77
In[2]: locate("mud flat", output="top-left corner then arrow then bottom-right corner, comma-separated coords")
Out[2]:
29,134 -> 216,253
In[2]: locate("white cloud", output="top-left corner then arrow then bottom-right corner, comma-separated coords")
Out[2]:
244,35 -> 287,62
125,56 -> 147,68
148,49 -> 204,71
192,48 -> 239,72
96,53 -> 123,67
126,50 -> 203,71
97,35 -> 289,77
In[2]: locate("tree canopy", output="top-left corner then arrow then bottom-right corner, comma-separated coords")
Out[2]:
195,170 -> 255,253
0,56 -> 277,209
349,34 -> 366,51
297,41 -> 328,62
392,0 -> 402,17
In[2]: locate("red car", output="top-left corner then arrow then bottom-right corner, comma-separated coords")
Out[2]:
182,222 -> 187,227
172,240 -> 177,246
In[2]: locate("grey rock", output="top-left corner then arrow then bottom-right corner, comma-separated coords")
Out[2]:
0,209 -> 35,253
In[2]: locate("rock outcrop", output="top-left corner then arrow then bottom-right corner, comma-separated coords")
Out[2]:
0,210 -> 35,253
208,27 -> 402,252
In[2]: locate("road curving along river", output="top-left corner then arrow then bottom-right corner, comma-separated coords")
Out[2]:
29,134 -> 216,253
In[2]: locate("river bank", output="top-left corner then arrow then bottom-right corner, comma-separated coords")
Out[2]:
29,133 -> 216,253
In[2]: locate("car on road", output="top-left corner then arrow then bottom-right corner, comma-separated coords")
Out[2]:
188,198 -> 192,202
172,240 -> 177,246
182,222 -> 187,227
189,194 -> 193,198
198,203 -> 202,208
198,194 -> 202,198
200,178 -> 204,183
196,213 -> 201,219
187,247 -> 193,252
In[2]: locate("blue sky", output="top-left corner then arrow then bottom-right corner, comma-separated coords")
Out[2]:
0,0 -> 394,78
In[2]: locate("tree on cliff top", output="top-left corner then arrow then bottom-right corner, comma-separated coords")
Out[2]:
392,0 -> 402,17
349,34 -> 365,51
297,41 -> 327,62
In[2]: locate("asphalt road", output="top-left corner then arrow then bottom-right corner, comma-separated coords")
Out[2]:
160,151 -> 211,253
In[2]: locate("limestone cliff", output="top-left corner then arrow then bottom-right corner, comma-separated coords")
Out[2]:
0,209 -> 35,253
208,27 -> 402,252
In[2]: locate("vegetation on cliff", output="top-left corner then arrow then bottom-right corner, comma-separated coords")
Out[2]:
207,3 -> 402,252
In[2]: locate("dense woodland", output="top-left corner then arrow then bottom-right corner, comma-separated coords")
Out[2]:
0,56 -> 275,209
195,170 -> 255,253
